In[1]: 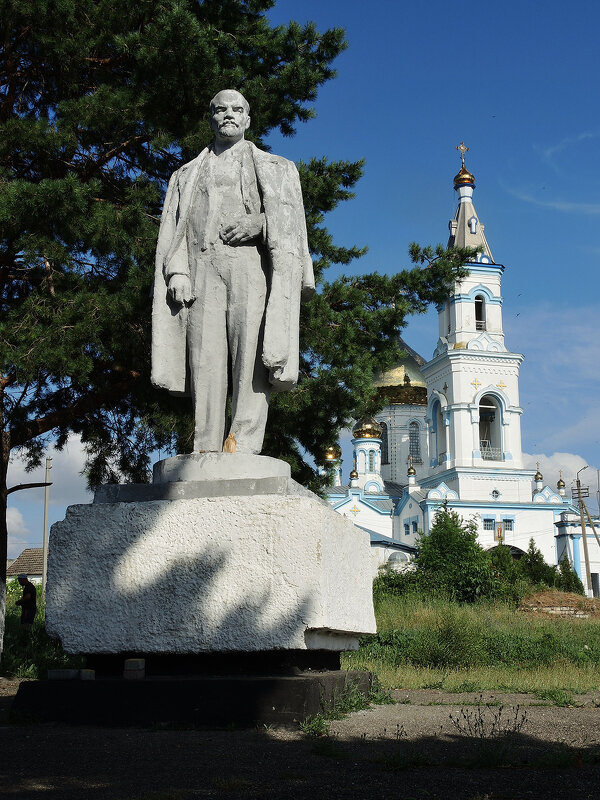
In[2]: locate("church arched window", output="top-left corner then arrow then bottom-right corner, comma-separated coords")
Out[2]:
380,421 -> 389,465
432,401 -> 445,466
368,450 -> 375,472
475,295 -> 486,331
479,394 -> 502,461
409,421 -> 422,464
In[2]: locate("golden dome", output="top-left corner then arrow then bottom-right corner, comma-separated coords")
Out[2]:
454,164 -> 475,187
557,473 -> 565,489
324,444 -> 341,461
407,464 -> 416,476
534,469 -> 543,482
352,417 -> 382,439
349,469 -> 358,480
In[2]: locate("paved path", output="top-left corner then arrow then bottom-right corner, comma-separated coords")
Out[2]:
2,681 -> 600,799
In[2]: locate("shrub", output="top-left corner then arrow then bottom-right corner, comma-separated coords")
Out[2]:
517,539 -> 558,587
2,579 -> 84,678
415,509 -> 498,602
556,554 -> 585,595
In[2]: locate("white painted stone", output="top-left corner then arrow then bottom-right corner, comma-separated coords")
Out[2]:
153,452 -> 290,483
46,486 -> 376,654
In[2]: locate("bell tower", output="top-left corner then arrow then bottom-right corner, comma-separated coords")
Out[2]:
421,145 -> 525,482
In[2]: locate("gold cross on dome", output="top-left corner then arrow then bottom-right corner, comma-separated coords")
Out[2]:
496,380 -> 507,390
456,141 -> 469,166
349,504 -> 361,517
471,378 -> 481,390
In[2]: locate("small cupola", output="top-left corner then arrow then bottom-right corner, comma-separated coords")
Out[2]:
352,417 -> 382,439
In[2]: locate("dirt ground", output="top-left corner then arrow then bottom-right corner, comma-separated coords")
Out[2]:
2,678 -> 600,800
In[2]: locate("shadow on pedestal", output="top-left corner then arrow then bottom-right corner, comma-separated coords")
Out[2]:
12,667 -> 373,727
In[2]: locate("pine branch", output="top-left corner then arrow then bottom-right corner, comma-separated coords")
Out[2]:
9,375 -> 142,448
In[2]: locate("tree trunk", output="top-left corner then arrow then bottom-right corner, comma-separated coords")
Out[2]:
0,429 -> 10,658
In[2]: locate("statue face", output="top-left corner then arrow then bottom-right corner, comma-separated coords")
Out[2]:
210,91 -> 250,144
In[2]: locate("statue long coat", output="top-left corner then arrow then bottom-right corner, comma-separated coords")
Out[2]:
151,142 -> 314,395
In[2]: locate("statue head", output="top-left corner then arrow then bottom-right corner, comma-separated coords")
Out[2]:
209,89 -> 250,146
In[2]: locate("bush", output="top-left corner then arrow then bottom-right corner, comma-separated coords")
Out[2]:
415,509 -> 498,603
2,579 -> 84,678
517,539 -> 558,587
556,554 -> 585,595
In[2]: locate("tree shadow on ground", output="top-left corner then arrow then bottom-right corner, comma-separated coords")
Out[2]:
1,721 -> 600,800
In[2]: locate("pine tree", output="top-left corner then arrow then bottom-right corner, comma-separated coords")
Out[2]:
415,508 -> 497,602
556,553 -> 585,595
517,538 -> 558,588
0,0 -> 470,650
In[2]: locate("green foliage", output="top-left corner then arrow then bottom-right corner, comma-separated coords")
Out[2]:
356,593 -> 600,672
516,539 -> 558,588
377,509 -> 498,603
556,553 -> 585,595
2,580 -> 84,677
300,678 -> 393,737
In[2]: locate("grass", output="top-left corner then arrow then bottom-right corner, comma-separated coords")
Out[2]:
1,580 -> 85,678
300,678 -> 393,738
342,592 -> 600,695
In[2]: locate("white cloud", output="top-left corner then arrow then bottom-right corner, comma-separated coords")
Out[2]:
522,451 -> 593,489
539,131 -> 600,167
504,304 -> 600,461
522,452 -> 600,515
6,507 -> 33,560
7,435 -> 92,508
507,188 -> 600,216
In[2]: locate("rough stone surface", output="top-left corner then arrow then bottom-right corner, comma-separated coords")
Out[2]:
46,486 -> 376,654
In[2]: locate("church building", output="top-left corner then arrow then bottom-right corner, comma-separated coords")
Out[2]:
326,147 -> 600,592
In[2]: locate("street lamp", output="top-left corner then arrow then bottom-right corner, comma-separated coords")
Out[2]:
42,457 -> 53,596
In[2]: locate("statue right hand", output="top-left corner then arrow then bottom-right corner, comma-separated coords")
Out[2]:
167,275 -> 193,306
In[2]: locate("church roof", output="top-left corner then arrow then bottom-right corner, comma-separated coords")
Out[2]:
447,145 -> 494,261
373,337 -> 427,405
356,525 -> 417,552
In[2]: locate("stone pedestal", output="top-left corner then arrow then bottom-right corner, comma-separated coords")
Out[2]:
46,455 -> 376,656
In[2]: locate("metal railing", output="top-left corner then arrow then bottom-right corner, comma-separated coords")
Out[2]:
480,444 -> 502,461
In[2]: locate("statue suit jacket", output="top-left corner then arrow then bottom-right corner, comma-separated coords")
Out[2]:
151,141 -> 314,395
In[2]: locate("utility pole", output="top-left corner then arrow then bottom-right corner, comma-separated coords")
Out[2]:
575,466 -> 592,597
42,457 -> 53,596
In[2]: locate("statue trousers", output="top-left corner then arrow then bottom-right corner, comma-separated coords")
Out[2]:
187,242 -> 270,454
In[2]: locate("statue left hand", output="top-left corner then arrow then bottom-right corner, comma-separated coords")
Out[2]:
220,213 -> 264,245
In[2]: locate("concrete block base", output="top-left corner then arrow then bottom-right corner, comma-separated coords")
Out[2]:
12,670 -> 373,727
46,466 -> 376,655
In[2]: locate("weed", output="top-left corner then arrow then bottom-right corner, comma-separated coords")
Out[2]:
423,672 -> 448,690
344,591 -> 600,693
300,713 -> 329,737
300,677 -> 389,738
449,697 -> 528,739
2,581 -> 85,678
454,681 -> 479,693
534,688 -> 577,707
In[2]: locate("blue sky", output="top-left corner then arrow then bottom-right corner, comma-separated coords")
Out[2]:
7,0 -> 600,556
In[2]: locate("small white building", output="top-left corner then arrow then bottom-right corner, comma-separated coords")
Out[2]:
326,149 -> 600,593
